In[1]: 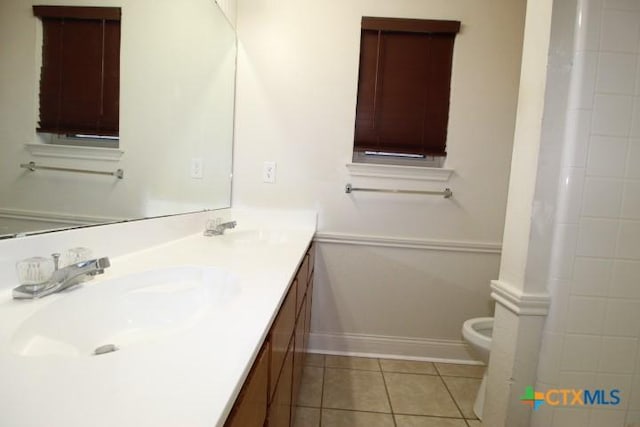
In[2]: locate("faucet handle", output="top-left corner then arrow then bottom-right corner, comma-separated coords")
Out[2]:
51,253 -> 61,271
16,257 -> 54,285
64,247 -> 93,266
205,218 -> 221,230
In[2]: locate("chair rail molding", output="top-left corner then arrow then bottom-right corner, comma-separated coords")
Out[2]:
490,280 -> 551,316
314,231 -> 502,254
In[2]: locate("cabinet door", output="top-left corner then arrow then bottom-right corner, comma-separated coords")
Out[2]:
224,343 -> 269,427
270,283 -> 296,399
304,277 -> 313,352
268,341 -> 294,427
292,297 -> 307,408
295,255 -> 309,316
307,244 -> 315,283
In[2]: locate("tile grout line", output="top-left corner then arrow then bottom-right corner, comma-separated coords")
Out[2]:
315,357 -> 482,425
434,362 -> 443,376
377,358 -> 397,427
392,411 -> 468,420
322,365 -> 385,372
439,371 -> 469,423
439,371 -> 483,422
313,406 -> 470,419
464,413 -> 473,427
319,356 -> 326,427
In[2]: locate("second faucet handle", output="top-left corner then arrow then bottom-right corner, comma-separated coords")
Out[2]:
65,247 -> 93,266
51,253 -> 61,271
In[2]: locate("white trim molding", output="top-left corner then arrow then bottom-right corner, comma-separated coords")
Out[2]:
308,332 -> 481,364
25,143 -> 124,161
314,231 -> 502,254
346,162 -> 454,182
490,280 -> 551,316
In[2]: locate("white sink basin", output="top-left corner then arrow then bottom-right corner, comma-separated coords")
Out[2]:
10,266 -> 237,358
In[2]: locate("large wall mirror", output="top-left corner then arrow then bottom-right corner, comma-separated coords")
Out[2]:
0,0 -> 235,238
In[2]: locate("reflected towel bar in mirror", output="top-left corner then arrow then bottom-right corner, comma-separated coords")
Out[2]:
345,183 -> 452,198
20,161 -> 124,179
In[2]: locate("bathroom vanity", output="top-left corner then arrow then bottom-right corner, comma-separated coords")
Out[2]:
0,209 -> 316,427
225,242 -> 314,427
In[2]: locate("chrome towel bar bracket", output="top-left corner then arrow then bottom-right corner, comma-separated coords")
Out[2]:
345,183 -> 452,199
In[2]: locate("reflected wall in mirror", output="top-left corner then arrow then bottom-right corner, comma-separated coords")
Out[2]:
0,0 -> 236,238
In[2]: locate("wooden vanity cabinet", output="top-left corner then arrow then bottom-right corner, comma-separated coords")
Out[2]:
269,281 -> 296,399
224,343 -> 269,427
295,254 -> 309,314
303,277 -> 313,351
224,242 -> 315,427
291,297 -> 307,408
307,245 -> 315,282
268,339 -> 294,427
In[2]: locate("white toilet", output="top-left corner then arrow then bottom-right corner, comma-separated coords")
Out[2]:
462,317 -> 494,420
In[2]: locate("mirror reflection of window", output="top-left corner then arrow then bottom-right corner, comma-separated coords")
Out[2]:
0,0 -> 235,239
33,6 -> 121,148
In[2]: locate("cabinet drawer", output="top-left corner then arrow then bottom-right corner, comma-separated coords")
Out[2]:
269,282 -> 296,399
224,343 -> 269,427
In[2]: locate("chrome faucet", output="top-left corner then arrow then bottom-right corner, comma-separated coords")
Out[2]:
12,257 -> 111,300
204,218 -> 237,236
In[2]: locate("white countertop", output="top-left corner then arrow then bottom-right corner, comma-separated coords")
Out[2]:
0,217 -> 316,427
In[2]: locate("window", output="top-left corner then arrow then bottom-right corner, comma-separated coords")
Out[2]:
33,6 -> 121,138
353,17 -> 460,165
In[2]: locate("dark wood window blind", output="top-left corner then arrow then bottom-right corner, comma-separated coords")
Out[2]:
354,17 -> 460,157
33,6 -> 121,137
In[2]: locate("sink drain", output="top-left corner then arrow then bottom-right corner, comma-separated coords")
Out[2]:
94,344 -> 119,355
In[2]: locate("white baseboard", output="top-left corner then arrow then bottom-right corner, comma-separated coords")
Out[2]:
308,332 -> 482,365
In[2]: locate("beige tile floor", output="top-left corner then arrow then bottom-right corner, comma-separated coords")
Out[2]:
293,354 -> 484,427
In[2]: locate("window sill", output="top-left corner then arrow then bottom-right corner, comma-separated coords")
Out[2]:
25,143 -> 124,162
346,162 -> 453,182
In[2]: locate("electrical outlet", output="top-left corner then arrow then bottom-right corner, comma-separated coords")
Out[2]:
190,158 -> 203,179
263,161 -> 276,183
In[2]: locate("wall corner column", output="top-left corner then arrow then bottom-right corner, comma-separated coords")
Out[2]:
482,0 -> 556,425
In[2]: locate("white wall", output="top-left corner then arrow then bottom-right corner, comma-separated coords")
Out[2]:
233,0 -> 526,359
215,0 -> 237,26
532,0 -> 640,425
0,0 -> 234,229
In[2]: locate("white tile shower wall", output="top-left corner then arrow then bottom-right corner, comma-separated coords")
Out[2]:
536,0 -> 640,424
